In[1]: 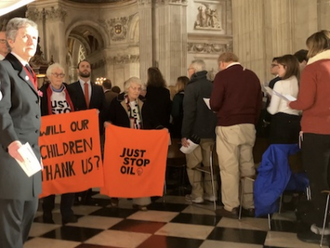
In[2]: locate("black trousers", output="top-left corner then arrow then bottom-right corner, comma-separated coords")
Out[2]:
269,113 -> 301,144
300,133 -> 330,226
42,193 -> 75,219
0,198 -> 38,248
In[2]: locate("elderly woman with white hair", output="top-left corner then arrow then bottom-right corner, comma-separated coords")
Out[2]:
39,63 -> 78,224
104,76 -> 159,210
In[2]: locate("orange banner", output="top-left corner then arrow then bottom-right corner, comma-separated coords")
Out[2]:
39,110 -> 104,198
101,124 -> 169,198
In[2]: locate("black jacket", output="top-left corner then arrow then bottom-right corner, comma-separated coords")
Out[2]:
145,86 -> 172,129
103,93 -> 160,129
181,71 -> 216,139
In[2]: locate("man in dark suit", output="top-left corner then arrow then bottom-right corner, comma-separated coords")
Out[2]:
68,59 -> 105,205
0,18 -> 41,248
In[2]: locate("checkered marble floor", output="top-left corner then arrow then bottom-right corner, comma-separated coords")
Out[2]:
24,192 -> 326,248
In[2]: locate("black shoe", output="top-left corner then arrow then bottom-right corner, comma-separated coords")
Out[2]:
215,207 -> 238,219
297,228 -> 330,246
43,213 -> 55,224
241,208 -> 255,217
62,215 -> 78,225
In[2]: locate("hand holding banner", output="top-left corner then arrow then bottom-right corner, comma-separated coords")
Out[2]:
101,124 -> 169,198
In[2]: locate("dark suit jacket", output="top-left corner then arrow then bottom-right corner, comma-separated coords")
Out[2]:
67,80 -> 105,111
68,80 -> 105,133
0,53 -> 42,200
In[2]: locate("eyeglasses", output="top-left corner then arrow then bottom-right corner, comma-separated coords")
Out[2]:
271,64 -> 279,68
51,73 -> 65,78
130,86 -> 141,91
0,39 -> 6,44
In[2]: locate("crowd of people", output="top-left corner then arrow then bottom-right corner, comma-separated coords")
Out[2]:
0,16 -> 330,247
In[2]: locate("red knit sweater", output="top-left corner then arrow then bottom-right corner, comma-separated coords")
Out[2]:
289,58 -> 330,134
210,64 -> 262,126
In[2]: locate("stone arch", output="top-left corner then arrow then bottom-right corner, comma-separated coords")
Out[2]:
65,20 -> 108,80
128,13 -> 139,43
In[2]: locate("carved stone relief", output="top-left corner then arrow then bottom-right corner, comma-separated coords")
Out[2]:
194,3 -> 222,30
26,7 -> 67,22
98,15 -> 134,41
91,59 -> 105,70
187,42 -> 232,54
137,0 -> 151,6
26,8 -> 43,22
45,7 -> 67,22
107,54 -> 139,64
169,0 -> 188,3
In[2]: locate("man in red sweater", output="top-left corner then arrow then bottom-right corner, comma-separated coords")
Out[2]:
210,52 -> 262,218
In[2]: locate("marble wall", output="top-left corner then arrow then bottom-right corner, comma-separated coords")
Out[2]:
23,0 -> 330,89
232,0 -> 330,83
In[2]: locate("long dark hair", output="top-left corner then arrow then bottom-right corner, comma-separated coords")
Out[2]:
277,54 -> 300,81
147,67 -> 167,87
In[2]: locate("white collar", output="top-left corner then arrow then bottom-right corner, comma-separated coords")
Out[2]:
11,52 -> 29,66
79,78 -> 91,85
226,62 -> 241,69
307,50 -> 330,65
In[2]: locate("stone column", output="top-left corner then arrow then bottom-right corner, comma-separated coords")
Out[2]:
318,0 -> 330,30
232,0 -> 318,83
154,0 -> 188,86
292,0 -> 317,51
137,0 -> 153,84
27,0 -> 67,67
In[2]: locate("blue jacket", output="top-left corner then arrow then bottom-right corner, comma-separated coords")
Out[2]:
254,144 -> 300,217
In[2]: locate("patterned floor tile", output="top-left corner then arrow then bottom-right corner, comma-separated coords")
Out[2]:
170,213 -> 220,226
155,223 -> 214,240
264,231 -> 321,248
89,207 -> 137,218
40,226 -> 103,242
67,216 -> 123,229
84,230 -> 151,248
109,219 -> 166,234
199,240 -> 263,248
137,235 -> 203,248
218,217 -> 269,231
127,210 -> 178,222
207,226 -> 267,245
24,237 -> 80,248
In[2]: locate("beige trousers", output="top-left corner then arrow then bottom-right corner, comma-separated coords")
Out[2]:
185,138 -> 217,199
216,124 -> 256,211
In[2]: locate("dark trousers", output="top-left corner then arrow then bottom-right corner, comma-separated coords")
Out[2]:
269,113 -> 301,144
42,193 -> 75,219
301,133 -> 330,226
0,198 -> 38,248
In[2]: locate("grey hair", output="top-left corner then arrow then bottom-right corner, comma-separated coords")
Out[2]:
190,59 -> 206,72
46,63 -> 65,79
6,18 -> 38,52
124,77 -> 142,92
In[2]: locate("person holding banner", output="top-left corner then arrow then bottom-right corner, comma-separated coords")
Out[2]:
39,63 -> 78,225
104,77 -> 159,210
0,18 -> 41,248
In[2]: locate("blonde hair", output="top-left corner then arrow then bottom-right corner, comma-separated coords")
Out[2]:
176,76 -> 189,92
306,30 -> 330,58
217,52 -> 239,63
